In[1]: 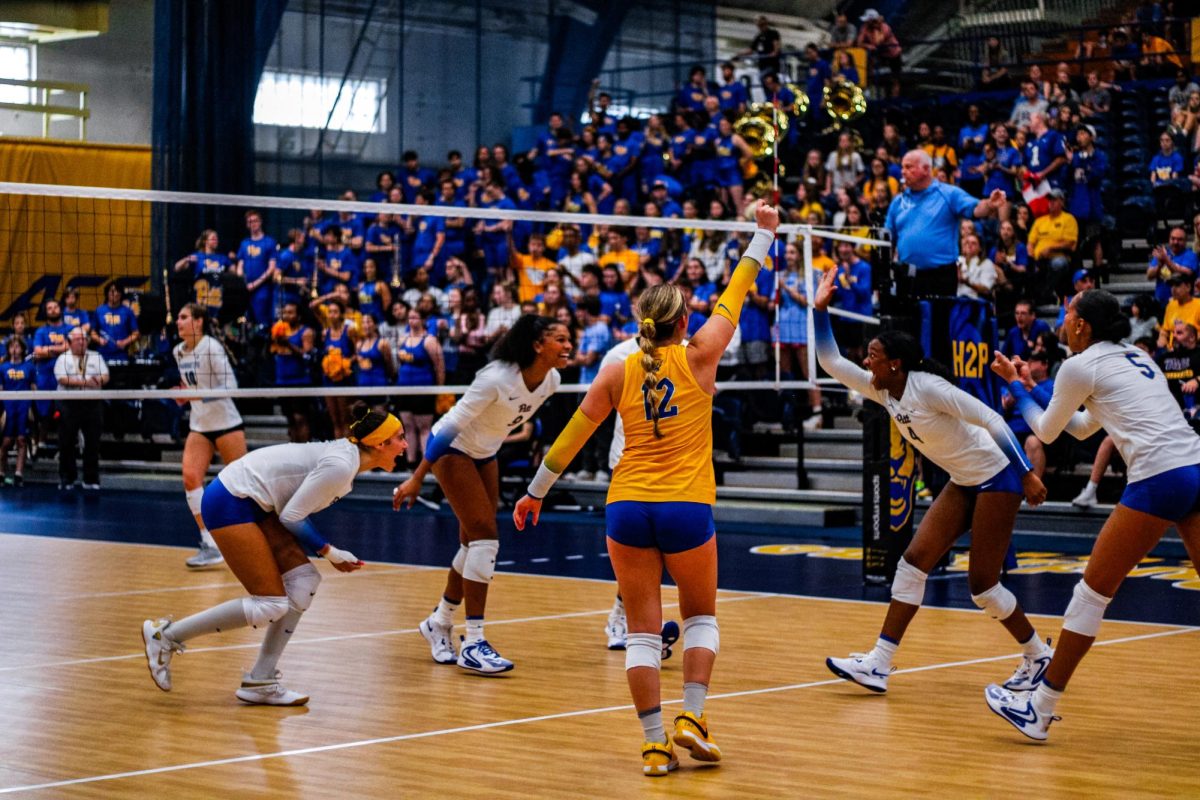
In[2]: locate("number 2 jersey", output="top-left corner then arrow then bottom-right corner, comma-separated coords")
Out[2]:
430,360 -> 560,460
608,343 -> 716,505
173,335 -> 243,432
1016,341 -> 1200,484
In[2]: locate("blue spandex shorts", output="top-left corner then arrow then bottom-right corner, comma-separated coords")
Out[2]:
200,476 -> 268,530
1120,463 -> 1200,522
957,463 -> 1024,498
606,500 -> 715,554
3,401 -> 30,438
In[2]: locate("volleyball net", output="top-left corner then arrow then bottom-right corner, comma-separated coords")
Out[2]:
0,181 -> 887,413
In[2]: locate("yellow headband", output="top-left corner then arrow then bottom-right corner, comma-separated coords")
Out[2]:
350,413 -> 402,446
642,317 -> 656,327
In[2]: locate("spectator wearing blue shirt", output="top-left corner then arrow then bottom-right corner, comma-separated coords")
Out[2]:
885,149 -> 1006,298
398,150 -> 436,203
436,178 -> 469,263
598,264 -> 632,326
803,44 -> 832,114
173,229 -> 231,282
475,181 -> 515,281
1024,112 -> 1067,189
716,62 -> 748,115
368,171 -> 395,204
572,296 -> 613,384
90,282 -> 139,363
363,212 -> 400,286
991,219 -> 1031,296
409,189 -> 447,285
236,210 -> 278,326
649,180 -> 682,218
332,190 -> 366,250
316,226 -> 361,297
834,49 -> 859,85
1147,226 -> 1198,305
1001,299 -> 1051,359
60,287 -> 90,333
832,240 -> 872,360
30,298 -> 70,444
275,228 -> 314,310
0,336 -> 34,486
1068,124 -> 1109,276
738,246 -> 776,369
676,65 -> 711,113
957,105 -> 989,197
1150,129 -> 1185,191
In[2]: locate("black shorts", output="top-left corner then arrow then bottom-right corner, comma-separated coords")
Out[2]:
195,423 -> 245,444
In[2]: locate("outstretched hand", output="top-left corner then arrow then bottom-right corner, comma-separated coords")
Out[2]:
812,264 -> 839,312
512,495 -> 542,531
392,477 -> 421,511
991,351 -> 1019,384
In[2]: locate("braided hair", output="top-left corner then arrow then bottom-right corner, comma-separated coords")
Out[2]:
635,284 -> 686,439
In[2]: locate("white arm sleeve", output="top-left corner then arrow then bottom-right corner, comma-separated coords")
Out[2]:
813,310 -> 880,401
278,454 -> 356,525
1019,357 -> 1095,444
922,377 -> 1032,472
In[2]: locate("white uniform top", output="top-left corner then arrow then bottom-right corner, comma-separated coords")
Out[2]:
600,338 -> 642,469
173,336 -> 242,432
218,439 -> 360,525
821,350 -> 1020,486
1017,341 -> 1200,483
432,360 -> 561,459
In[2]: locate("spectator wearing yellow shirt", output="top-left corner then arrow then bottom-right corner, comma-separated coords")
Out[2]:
1159,275 -> 1200,349
506,230 -> 557,304
1027,189 -> 1078,299
920,125 -> 959,183
598,227 -> 640,289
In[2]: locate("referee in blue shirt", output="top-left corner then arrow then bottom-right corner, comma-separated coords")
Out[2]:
885,150 -> 1007,299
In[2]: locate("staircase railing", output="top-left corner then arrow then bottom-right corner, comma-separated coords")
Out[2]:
0,77 -> 89,140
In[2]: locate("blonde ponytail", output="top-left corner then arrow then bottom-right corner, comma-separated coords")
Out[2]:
635,285 -> 686,439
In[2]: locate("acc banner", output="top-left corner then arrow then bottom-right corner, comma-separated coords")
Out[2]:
0,139 -> 151,328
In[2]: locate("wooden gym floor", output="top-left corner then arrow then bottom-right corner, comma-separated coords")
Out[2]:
0,530 -> 1196,798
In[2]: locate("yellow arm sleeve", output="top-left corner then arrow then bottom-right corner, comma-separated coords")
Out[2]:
713,229 -> 773,327
543,408 -> 602,474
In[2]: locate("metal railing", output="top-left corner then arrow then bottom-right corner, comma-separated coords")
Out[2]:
0,77 -> 89,140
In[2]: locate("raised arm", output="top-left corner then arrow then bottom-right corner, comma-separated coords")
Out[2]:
686,201 -> 779,376
992,352 -> 1100,442
811,267 -> 877,398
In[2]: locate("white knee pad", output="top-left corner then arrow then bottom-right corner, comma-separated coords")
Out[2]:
451,544 -> 469,575
682,615 -> 719,654
972,583 -> 1018,620
242,595 -> 289,628
625,632 -> 662,671
462,539 -> 499,584
282,562 -> 322,613
185,487 -> 204,517
1062,579 -> 1111,638
890,557 -> 928,606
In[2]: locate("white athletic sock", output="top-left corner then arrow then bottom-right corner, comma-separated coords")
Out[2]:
873,635 -> 899,666
682,682 -> 708,716
465,616 -> 484,644
200,528 -> 217,548
1032,682 -> 1063,715
1021,632 -> 1048,657
250,608 -> 302,680
165,598 -> 248,644
432,596 -> 460,627
638,706 -> 667,744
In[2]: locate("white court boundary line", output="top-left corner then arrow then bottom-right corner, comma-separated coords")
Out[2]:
0,625 -> 1192,795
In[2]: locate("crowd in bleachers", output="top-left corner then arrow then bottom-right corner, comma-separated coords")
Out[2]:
3,6 -> 1199,499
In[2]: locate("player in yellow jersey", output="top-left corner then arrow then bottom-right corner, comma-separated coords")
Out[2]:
515,201 -> 779,777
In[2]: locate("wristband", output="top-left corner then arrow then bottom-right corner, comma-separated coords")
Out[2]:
744,228 -> 775,269
527,462 -> 559,500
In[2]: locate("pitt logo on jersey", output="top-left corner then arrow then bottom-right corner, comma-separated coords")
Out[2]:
247,245 -> 262,258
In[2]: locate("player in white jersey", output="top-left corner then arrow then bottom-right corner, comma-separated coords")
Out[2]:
986,289 -> 1200,741
141,404 -> 406,705
811,267 -> 1050,694
173,303 -> 247,569
393,314 -> 572,674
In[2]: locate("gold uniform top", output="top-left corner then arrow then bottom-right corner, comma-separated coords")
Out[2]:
607,343 -> 716,505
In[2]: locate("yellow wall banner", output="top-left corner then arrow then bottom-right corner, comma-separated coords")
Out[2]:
0,138 -> 151,328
